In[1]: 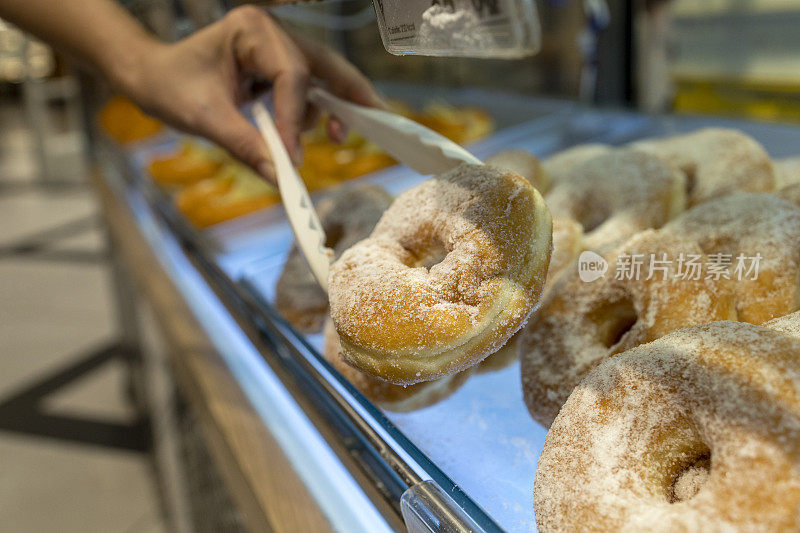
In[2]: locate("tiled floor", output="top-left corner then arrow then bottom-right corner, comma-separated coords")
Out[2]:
0,102 -> 167,532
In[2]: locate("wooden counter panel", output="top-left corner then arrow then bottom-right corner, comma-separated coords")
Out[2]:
91,169 -> 333,533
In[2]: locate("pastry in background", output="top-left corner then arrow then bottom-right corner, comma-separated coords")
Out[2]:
147,141 -> 228,189
98,95 -> 163,144
275,185 -> 393,333
175,162 -> 280,228
485,149 -> 549,192
519,230 -> 737,427
415,102 -> 494,145
632,128 -> 775,206
775,155 -> 800,189
544,217 -> 584,291
663,192 -> 800,324
540,143 -> 610,184
545,148 -> 686,252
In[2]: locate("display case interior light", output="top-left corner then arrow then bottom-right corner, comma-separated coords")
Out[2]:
373,0 -> 541,58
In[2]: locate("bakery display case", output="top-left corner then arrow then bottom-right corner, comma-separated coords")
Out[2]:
93,70 -> 800,530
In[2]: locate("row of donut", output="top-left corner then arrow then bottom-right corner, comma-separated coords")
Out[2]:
516,128 -> 800,427
276,127 -> 800,413
273,127 -> 800,529
503,129 -> 800,529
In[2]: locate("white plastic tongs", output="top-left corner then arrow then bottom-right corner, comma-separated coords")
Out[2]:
252,87 -> 482,292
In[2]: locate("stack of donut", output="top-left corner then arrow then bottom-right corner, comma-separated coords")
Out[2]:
519,128 -> 800,530
279,127 -> 800,529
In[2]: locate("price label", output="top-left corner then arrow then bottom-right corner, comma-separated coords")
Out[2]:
373,0 -> 540,58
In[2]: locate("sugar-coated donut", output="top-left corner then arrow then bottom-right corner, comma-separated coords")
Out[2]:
765,310 -> 800,341
545,217 -> 584,290
775,156 -> 800,189
275,185 -> 392,332
663,192 -> 800,324
772,157 -> 800,209
534,320 -> 800,532
541,144 -> 610,184
545,148 -> 686,252
329,163 -> 552,385
775,183 -> 800,209
485,149 -> 549,192
322,318 -> 472,411
632,128 -> 776,206
520,230 -> 737,427
479,217 -> 584,374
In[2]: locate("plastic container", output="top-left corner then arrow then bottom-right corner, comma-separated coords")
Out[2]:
372,0 -> 541,58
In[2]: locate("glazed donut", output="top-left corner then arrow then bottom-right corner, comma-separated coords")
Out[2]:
275,185 -> 392,332
663,192 -> 800,324
520,230 -> 737,427
329,163 -> 552,385
632,128 -> 776,206
533,320 -> 800,532
485,149 -> 549,192
541,143 -> 610,184
322,317 -> 472,411
545,148 -> 686,251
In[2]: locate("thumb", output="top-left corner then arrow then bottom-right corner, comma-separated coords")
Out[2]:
201,106 -> 277,186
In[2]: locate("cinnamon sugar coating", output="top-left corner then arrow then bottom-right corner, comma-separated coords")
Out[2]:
534,321 -> 800,532
663,193 -> 800,324
632,127 -> 776,206
329,163 -> 552,385
545,148 -> 686,252
520,230 -> 737,426
322,317 -> 472,411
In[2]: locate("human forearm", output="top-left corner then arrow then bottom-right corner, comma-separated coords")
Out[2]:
0,0 -> 159,89
0,1 -> 381,183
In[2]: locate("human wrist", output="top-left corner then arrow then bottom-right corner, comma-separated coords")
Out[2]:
99,30 -> 165,99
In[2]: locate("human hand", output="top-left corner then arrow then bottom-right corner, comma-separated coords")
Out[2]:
114,6 -> 381,184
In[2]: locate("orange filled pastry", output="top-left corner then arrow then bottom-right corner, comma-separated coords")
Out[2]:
415,103 -> 494,145
147,142 -> 228,188
175,163 -> 280,228
98,95 -> 163,144
297,101 -> 493,188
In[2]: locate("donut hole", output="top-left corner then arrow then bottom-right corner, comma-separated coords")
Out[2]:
682,164 -> 697,198
324,222 -> 344,249
590,298 -> 638,349
411,239 -> 449,270
668,449 -> 711,503
579,209 -> 610,233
